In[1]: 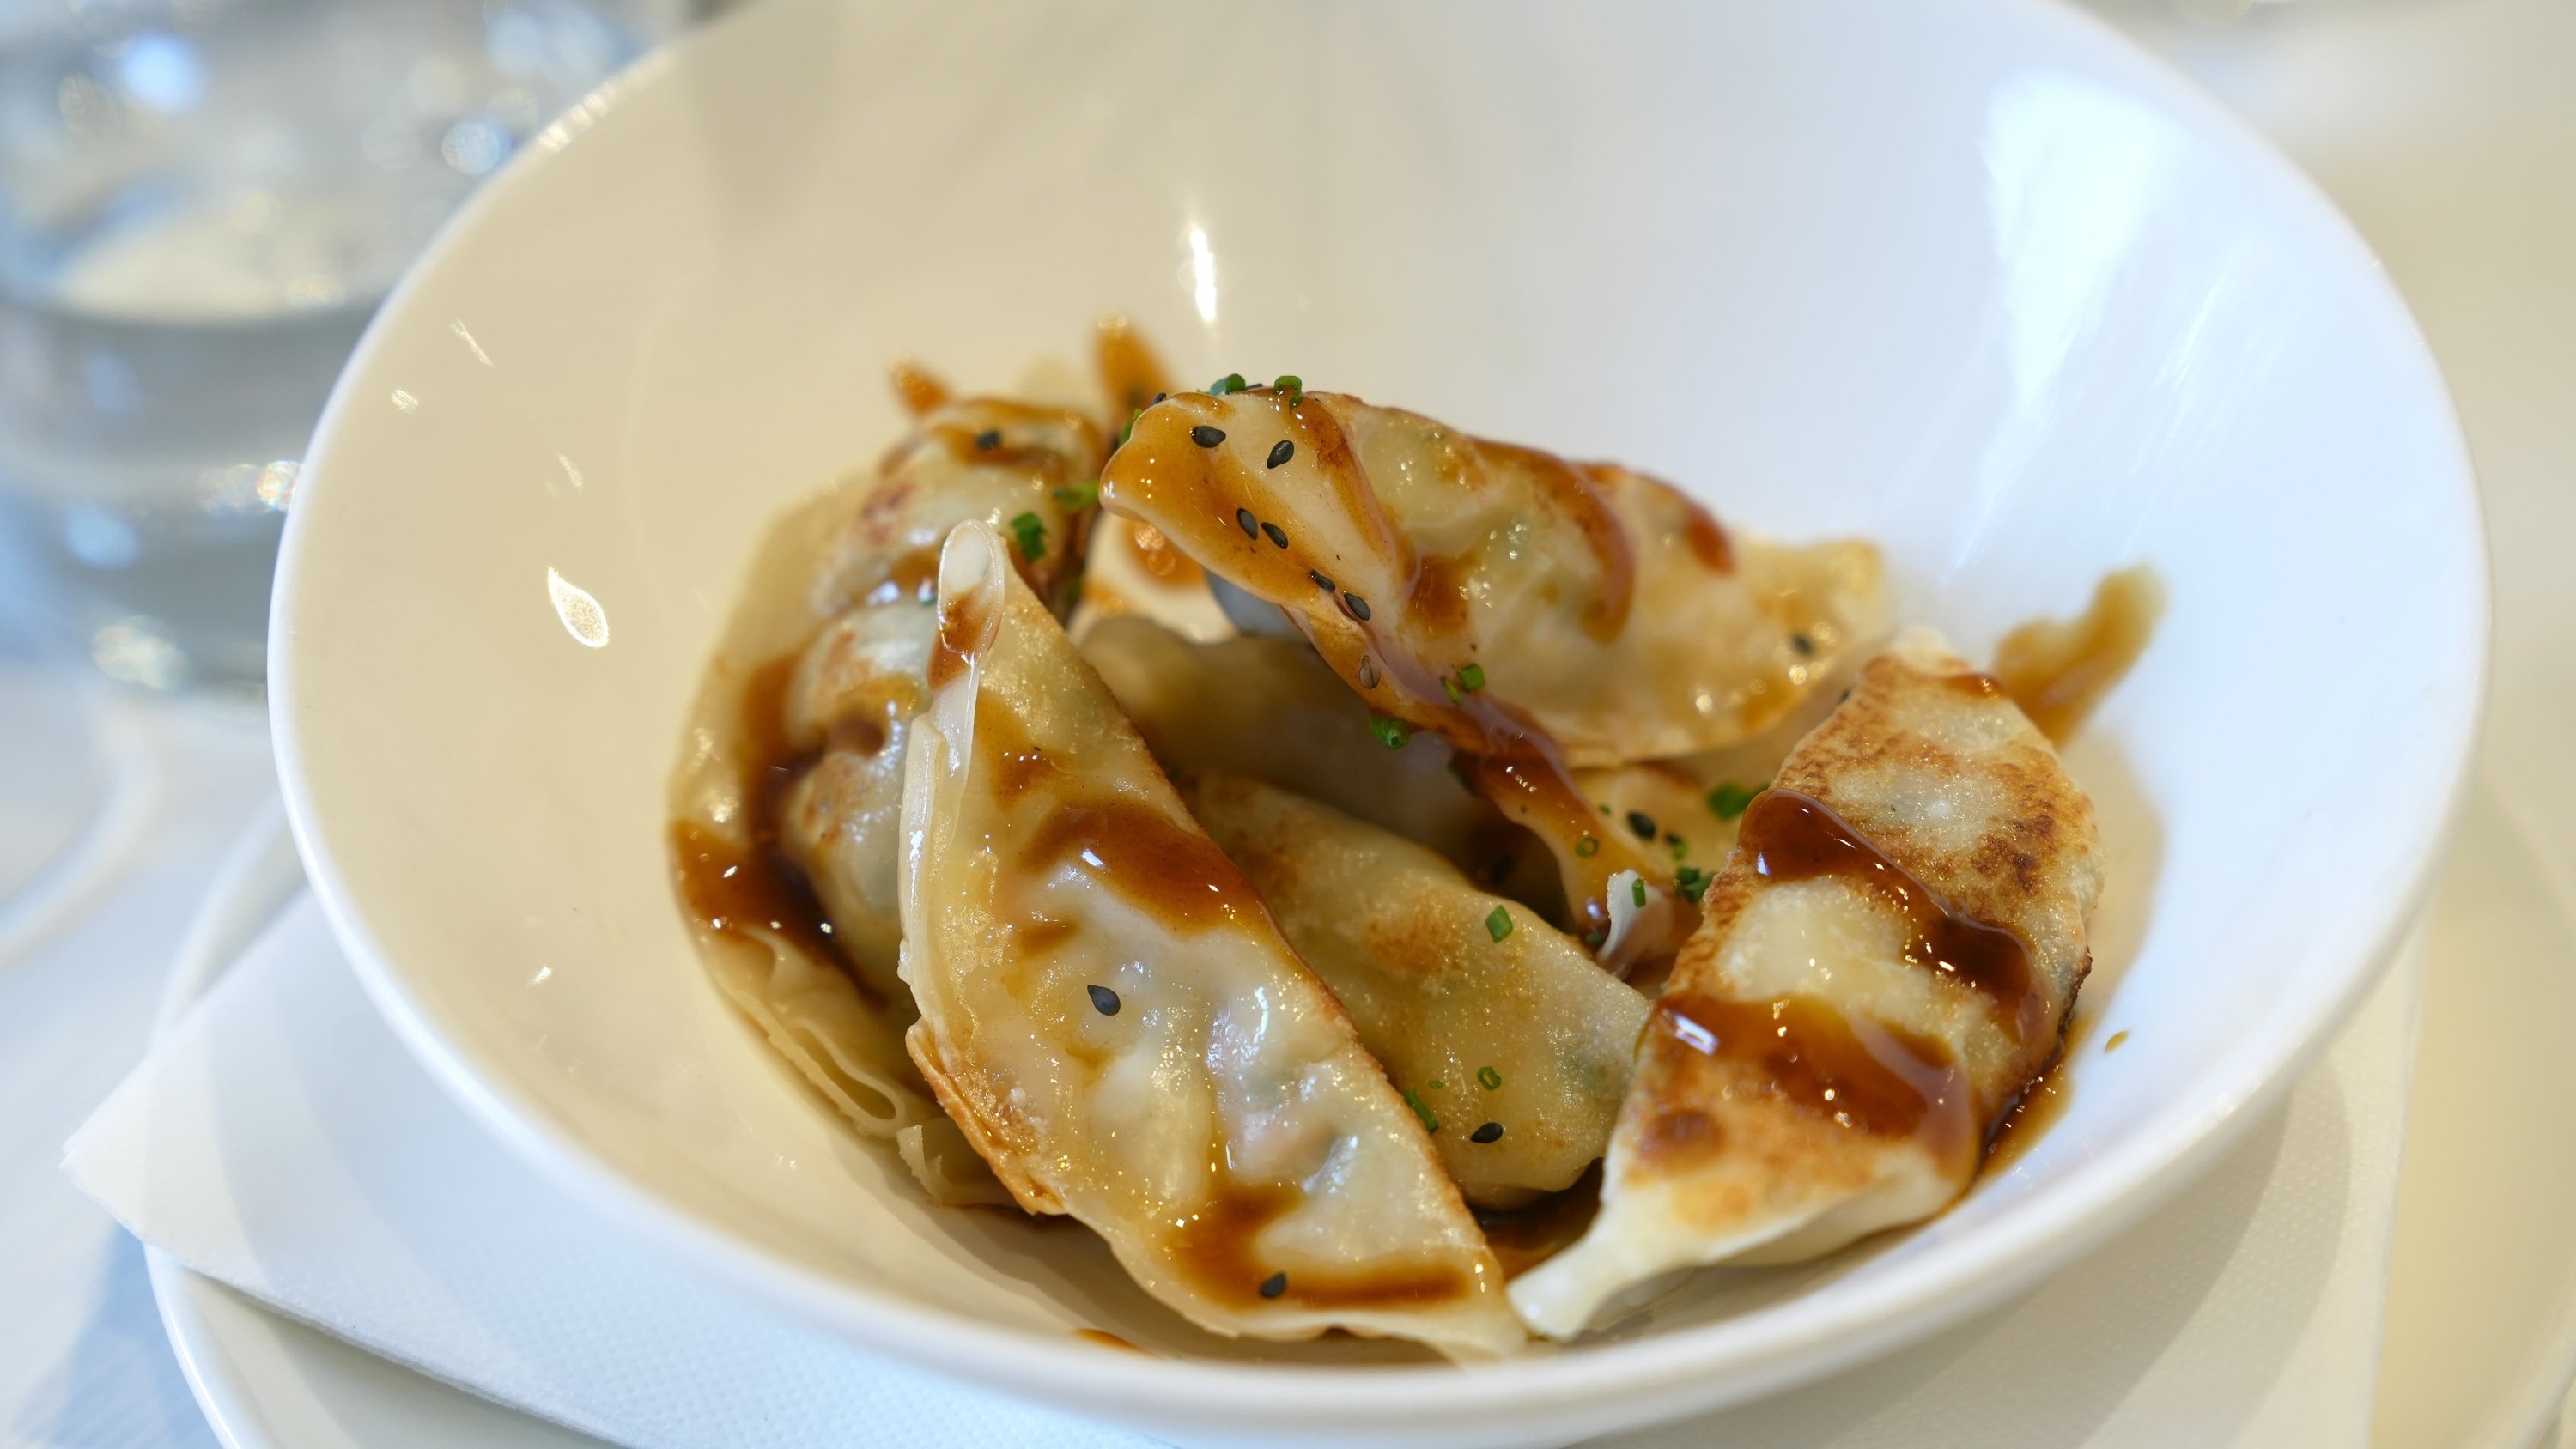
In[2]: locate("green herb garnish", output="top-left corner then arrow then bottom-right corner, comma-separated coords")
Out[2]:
1477,1065 -> 1502,1091
1007,512 -> 1047,562
1208,373 -> 1248,396
1485,906 -> 1513,943
1670,836 -> 1689,862
1369,715 -> 1413,749
1575,834 -> 1599,858
1443,675 -> 1463,704
1273,373 -> 1303,403
1456,663 -> 1485,691
1052,482 -> 1097,512
1708,780 -> 1766,819
1631,876 -> 1648,908
1403,1089 -> 1440,1135
1675,865 -> 1710,904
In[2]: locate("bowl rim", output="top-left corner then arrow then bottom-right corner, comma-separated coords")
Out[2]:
267,0 -> 2490,1432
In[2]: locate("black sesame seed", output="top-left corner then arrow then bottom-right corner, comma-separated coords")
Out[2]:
1258,1271 -> 1288,1299
1086,984 -> 1120,1016
1470,1122 -> 1504,1144
1267,440 -> 1295,469
1626,810 -> 1658,840
1236,507 -> 1258,537
974,429 -> 1000,451
1153,392 -> 1167,403
1309,569 -> 1335,591
1191,425 -> 1226,447
1791,633 -> 1816,657
1261,521 -> 1288,548
1583,929 -> 1607,949
1343,592 -> 1371,621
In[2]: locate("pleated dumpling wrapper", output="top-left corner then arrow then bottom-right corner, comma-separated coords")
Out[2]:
1511,629 -> 2103,1338
1183,771 -> 1650,1210
899,520 -> 1526,1359
1098,389 -> 1884,971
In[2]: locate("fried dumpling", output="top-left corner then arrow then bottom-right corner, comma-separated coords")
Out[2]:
768,396 -> 1104,998
811,395 -> 1103,618
1097,388 -> 1886,766
1510,630 -> 2102,1338
1079,616 -> 1551,906
899,520 -> 1524,1359
1097,387 -> 1883,966
1185,771 -> 1649,1210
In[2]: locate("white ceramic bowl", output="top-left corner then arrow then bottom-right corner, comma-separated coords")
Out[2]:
270,0 -> 2485,1444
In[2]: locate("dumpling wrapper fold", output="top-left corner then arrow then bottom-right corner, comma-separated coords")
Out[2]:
1183,771 -> 1649,1210
1097,389 -> 1886,970
899,519 -> 1524,1359
1511,629 -> 2101,1337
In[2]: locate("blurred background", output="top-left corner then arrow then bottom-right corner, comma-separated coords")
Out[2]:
0,0 -> 2568,1445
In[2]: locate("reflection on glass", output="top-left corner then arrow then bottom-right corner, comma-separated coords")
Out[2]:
0,0 -> 678,692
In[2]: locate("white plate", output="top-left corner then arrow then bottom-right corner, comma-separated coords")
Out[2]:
264,0 -> 2483,1440
146,791 -> 2576,1448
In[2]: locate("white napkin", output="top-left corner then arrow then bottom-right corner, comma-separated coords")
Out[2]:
64,893 -> 2421,1449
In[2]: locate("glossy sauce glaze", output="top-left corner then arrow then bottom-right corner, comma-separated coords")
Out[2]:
1072,1328 -> 1151,1355
1980,1020 -> 2082,1175
1093,312 -> 1173,418
1738,787 -> 2043,1045
1097,390 -> 1691,963
1993,565 -> 2165,743
1649,993 -> 1975,1164
667,653 -> 882,1005
1478,1164 -> 1604,1278
1167,1168 -> 1478,1311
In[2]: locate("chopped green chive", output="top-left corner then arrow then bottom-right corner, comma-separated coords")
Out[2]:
1273,373 -> 1303,403
1575,834 -> 1599,858
1052,482 -> 1097,512
1470,1121 -> 1504,1143
1115,408 -> 1141,449
1675,865 -> 1710,904
1403,1088 -> 1440,1134
1369,715 -> 1413,749
1631,877 -> 1648,908
1485,906 -> 1513,942
1456,663 -> 1485,691
1477,1065 -> 1502,1090
1443,675 -> 1463,704
1007,512 -> 1047,562
1429,1079 -> 1447,1090
1670,837 -> 1689,861
1208,373 -> 1248,395
1708,781 -> 1766,819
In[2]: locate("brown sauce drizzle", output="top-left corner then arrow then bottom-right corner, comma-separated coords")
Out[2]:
1072,1328 -> 1151,1355
1020,797 -> 1267,936
1479,1164 -> 1603,1278
1993,565 -> 2165,743
888,359 -> 951,417
1981,1016 -> 2090,1174
1739,788 -> 2043,1044
1482,443 -> 1634,640
1651,994 -> 1973,1161
668,654 -> 884,1006
1169,1173 -> 1475,1310
1680,500 -> 1735,573
861,547 -> 940,607
1094,312 -> 1173,416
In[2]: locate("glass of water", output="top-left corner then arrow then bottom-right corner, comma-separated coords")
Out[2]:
0,0 -> 681,693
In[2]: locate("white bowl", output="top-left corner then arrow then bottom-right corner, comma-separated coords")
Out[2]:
269,0 -> 2485,1444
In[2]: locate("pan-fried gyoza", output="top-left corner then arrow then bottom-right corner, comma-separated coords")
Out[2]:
669,325 -> 2147,1354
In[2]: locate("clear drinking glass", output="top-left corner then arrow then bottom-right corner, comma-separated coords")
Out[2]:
0,0 -> 680,694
